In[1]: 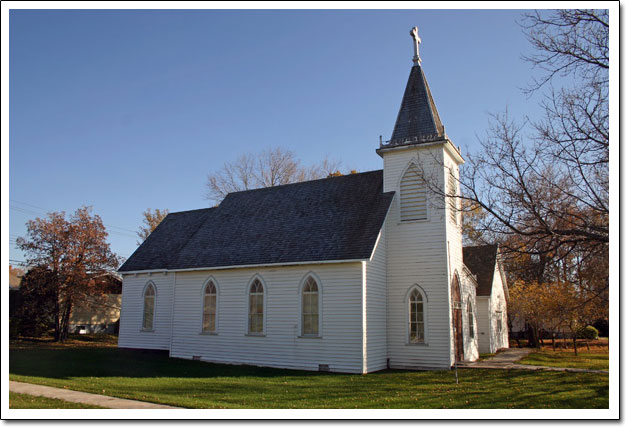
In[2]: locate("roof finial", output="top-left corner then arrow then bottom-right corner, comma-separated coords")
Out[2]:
410,26 -> 421,65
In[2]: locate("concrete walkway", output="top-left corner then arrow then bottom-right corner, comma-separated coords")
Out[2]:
10,381 -> 181,409
457,348 -> 608,374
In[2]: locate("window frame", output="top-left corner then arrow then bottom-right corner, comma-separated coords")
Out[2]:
467,298 -> 475,339
200,277 -> 219,334
141,281 -> 156,332
246,275 -> 267,336
298,273 -> 323,338
405,285 -> 428,345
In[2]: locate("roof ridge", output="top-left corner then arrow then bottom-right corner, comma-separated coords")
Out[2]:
224,169 -> 383,197
168,207 -> 217,215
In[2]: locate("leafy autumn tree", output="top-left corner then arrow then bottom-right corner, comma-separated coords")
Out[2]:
137,208 -> 169,243
16,207 -> 119,342
205,147 -> 344,204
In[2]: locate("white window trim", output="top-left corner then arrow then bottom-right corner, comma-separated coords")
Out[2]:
397,160 -> 430,224
404,284 -> 428,345
141,281 -> 156,332
245,274 -> 267,337
200,276 -> 219,335
297,272 -> 323,338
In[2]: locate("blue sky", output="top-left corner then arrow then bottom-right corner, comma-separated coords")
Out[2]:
9,8 -> 538,264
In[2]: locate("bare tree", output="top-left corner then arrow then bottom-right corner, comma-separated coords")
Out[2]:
137,208 -> 169,243
411,10 -> 609,321
440,9 -> 608,260
205,147 -> 344,204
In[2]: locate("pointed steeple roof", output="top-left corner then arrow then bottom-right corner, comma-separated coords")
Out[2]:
390,64 -> 445,144
388,27 -> 446,146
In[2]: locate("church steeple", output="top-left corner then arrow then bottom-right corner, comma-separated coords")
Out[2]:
387,27 -> 445,146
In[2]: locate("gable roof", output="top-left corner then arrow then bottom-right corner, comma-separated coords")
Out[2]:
463,244 -> 499,297
389,64 -> 445,145
119,170 -> 394,273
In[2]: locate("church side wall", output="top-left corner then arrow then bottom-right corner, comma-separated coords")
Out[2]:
490,262 -> 509,351
364,228 -> 388,373
170,263 -> 365,373
118,273 -> 174,350
460,272 -> 479,361
383,147 -> 453,370
476,297 -> 493,353
444,150 -> 479,362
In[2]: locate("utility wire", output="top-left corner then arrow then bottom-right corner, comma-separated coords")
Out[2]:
10,200 -> 138,238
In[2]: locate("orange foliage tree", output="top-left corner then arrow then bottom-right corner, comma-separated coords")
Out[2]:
16,207 -> 119,342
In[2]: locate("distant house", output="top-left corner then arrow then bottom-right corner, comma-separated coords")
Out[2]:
463,245 -> 509,354
69,274 -> 122,334
9,265 -> 24,290
116,28 -> 504,373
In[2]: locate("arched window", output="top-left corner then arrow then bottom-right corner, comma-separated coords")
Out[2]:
408,288 -> 425,343
202,280 -> 217,333
448,169 -> 458,224
400,164 -> 427,221
248,279 -> 264,335
301,276 -> 319,336
142,283 -> 155,331
467,299 -> 474,339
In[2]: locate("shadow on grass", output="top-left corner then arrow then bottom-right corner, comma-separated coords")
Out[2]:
9,338 -> 609,409
9,345 -> 336,380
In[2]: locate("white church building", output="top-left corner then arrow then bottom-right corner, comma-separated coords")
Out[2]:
118,28 -> 508,373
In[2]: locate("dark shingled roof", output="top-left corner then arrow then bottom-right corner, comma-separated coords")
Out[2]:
390,64 -> 445,145
463,245 -> 499,297
119,170 -> 394,272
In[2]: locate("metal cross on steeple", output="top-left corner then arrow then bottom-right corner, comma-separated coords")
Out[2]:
410,26 -> 421,65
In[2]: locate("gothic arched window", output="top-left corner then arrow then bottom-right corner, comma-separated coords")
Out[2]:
301,276 -> 320,336
142,282 -> 156,331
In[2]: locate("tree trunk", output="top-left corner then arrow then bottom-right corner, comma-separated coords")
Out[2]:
53,290 -> 61,342
573,336 -> 578,356
58,299 -> 73,343
551,333 -> 556,351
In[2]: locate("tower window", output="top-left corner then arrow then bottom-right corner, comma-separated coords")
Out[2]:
400,164 -> 427,221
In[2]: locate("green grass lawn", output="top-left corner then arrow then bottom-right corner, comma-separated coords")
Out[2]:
9,335 -> 608,409
9,392 -> 104,409
517,350 -> 609,371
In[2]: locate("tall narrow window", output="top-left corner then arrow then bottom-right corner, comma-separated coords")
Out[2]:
400,164 -> 427,221
468,300 -> 474,339
202,280 -> 217,333
248,279 -> 264,335
408,288 -> 425,343
142,283 -> 155,331
448,169 -> 458,224
301,276 -> 319,336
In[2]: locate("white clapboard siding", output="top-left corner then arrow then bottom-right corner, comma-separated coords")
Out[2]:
383,146 -> 455,369
169,263 -> 365,373
364,228 -> 388,373
476,262 -> 509,354
118,273 -> 174,350
444,156 -> 478,362
476,296 -> 492,353
489,262 -> 509,352
461,269 -> 479,361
